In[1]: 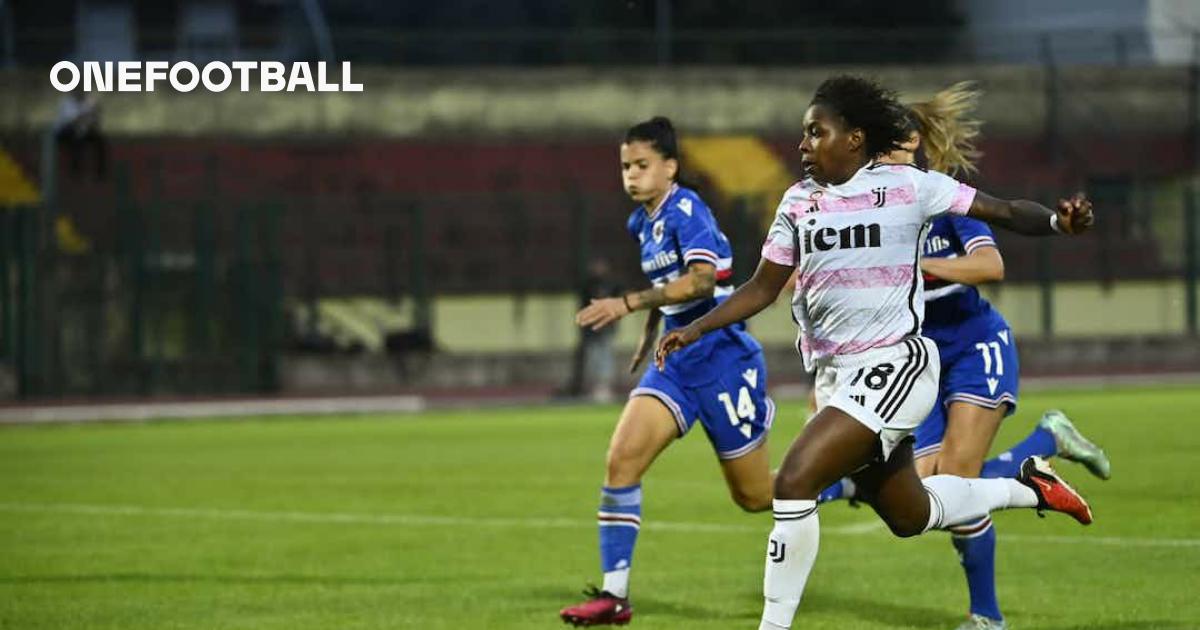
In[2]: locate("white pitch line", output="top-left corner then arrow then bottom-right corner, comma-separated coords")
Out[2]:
2,502 -> 1198,549
0,396 -> 426,424
0,501 -> 878,535
998,533 -> 1200,548
828,520 -> 887,535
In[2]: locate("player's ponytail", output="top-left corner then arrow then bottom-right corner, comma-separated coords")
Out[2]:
906,82 -> 983,177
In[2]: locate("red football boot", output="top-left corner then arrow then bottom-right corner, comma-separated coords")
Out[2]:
1018,456 -> 1093,525
559,586 -> 633,626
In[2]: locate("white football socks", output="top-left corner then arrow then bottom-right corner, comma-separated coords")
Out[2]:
758,477 -> 1039,629
760,499 -> 820,630
602,568 -> 630,598
922,475 -> 1038,532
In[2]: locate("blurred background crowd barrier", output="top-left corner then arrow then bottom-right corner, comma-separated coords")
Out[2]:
1,0 -> 1199,400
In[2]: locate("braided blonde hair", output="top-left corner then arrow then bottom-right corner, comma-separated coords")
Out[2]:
906,81 -> 983,177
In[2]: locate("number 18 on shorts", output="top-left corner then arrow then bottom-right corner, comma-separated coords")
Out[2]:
812,336 -> 941,460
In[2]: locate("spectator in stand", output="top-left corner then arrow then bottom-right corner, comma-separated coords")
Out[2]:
54,91 -> 106,179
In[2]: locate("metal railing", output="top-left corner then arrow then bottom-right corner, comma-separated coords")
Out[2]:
2,145 -> 1196,398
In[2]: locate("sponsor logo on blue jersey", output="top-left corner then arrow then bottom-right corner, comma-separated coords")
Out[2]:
923,215 -> 1001,329
642,250 -> 680,273
925,235 -> 951,255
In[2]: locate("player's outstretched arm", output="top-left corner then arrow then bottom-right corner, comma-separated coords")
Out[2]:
626,262 -> 717,311
655,258 -> 793,367
575,262 -> 716,331
968,191 -> 1093,236
921,246 -> 1004,286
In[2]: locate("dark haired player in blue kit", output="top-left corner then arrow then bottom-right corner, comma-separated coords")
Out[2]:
818,83 -> 1111,630
560,116 -> 775,626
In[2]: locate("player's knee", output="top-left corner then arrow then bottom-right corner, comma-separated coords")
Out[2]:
914,454 -> 938,478
881,513 -> 926,538
603,449 -> 632,485
604,443 -> 644,486
871,496 -> 929,538
730,485 -> 772,512
773,466 -> 820,500
936,450 -> 983,477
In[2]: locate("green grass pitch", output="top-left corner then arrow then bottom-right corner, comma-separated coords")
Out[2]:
2,387 -> 1198,629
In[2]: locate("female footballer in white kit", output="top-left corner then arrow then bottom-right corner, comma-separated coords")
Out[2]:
818,82 -> 1112,630
655,76 -> 1096,630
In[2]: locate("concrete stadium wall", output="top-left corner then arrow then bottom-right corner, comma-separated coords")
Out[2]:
279,333 -> 1200,393
362,279 -> 1192,354
1,65 -> 1189,137
279,278 -> 1200,394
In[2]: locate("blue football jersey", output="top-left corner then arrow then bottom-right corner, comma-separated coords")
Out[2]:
627,184 -> 735,330
922,214 -> 999,328
626,184 -> 761,384
916,215 -> 1021,443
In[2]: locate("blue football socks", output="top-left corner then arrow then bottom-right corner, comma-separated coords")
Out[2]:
598,484 -> 642,597
950,517 -> 1002,622
816,477 -> 855,504
981,426 -> 1057,479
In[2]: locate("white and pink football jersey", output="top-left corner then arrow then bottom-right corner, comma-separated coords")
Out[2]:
761,162 -> 976,371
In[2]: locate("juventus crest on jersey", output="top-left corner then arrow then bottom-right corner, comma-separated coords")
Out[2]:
761,162 -> 977,370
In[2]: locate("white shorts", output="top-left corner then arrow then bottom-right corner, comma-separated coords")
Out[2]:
812,336 -> 940,461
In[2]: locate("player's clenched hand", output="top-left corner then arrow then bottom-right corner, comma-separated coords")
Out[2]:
1056,192 -> 1093,235
575,297 -> 630,331
655,325 -> 701,370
